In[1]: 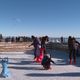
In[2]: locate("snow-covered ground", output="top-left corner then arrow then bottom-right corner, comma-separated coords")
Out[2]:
0,50 -> 80,80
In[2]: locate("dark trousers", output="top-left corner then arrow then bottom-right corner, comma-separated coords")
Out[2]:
69,48 -> 76,61
41,45 -> 47,54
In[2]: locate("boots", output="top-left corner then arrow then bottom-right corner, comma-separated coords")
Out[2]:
69,59 -> 72,64
69,59 -> 76,64
73,59 -> 76,64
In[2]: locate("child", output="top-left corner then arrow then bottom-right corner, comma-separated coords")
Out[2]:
41,53 -> 54,70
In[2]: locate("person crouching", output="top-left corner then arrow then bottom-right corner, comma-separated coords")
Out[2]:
41,53 -> 54,70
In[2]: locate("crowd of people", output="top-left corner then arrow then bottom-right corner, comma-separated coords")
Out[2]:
29,35 -> 80,70
29,35 -> 54,70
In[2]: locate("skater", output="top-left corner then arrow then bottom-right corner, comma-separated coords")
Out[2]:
68,36 -> 80,64
61,36 -> 63,44
41,36 -> 49,54
29,35 -> 40,59
1,57 -> 11,78
41,53 -> 55,70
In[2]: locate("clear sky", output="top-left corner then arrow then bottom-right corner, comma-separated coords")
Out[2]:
0,0 -> 80,37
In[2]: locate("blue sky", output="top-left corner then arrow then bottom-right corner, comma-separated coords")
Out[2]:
0,0 -> 80,37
